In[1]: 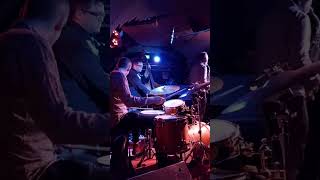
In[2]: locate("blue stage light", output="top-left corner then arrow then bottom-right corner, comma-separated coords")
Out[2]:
154,56 -> 161,63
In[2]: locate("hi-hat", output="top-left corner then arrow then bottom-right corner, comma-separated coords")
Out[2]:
149,85 -> 180,95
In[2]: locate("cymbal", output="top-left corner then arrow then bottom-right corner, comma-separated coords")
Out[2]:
210,76 -> 224,93
149,85 -> 180,95
96,155 -> 110,166
221,100 -> 248,114
221,90 -> 265,114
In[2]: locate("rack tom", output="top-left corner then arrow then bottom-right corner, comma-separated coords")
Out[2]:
163,99 -> 186,115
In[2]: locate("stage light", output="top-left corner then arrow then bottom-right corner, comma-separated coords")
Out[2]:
154,56 -> 161,63
112,30 -> 119,36
145,54 -> 150,59
112,38 -> 118,46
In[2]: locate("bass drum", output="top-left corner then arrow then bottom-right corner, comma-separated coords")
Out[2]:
187,122 -> 210,147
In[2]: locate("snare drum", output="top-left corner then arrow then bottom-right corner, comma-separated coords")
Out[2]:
211,120 -> 241,163
154,115 -> 188,154
163,99 -> 186,115
137,109 -> 165,122
140,110 -> 165,116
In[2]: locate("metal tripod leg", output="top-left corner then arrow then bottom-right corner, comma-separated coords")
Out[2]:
137,129 -> 155,167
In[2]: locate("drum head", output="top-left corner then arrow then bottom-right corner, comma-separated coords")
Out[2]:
211,119 -> 239,143
140,110 -> 165,115
163,99 -> 185,108
155,114 -> 182,122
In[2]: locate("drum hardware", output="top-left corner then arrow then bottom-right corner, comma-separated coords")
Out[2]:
264,99 -> 293,175
250,138 -> 287,180
137,129 -> 156,167
187,82 -> 210,95
258,138 -> 273,178
184,93 -> 210,164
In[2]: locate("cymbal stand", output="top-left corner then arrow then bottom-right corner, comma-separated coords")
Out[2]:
184,93 -> 210,162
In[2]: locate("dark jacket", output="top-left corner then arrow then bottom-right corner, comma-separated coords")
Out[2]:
53,21 -> 110,113
127,69 -> 150,97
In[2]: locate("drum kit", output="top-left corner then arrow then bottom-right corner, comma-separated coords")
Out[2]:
128,73 -> 288,179
130,83 -> 211,168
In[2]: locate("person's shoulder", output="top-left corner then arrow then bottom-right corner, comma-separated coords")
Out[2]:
0,28 -> 35,41
0,28 -> 46,50
56,23 -> 88,46
111,70 -> 123,77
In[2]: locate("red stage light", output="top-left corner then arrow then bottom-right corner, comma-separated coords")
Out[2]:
112,38 -> 118,46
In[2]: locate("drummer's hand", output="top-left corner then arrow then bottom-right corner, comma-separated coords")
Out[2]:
150,96 -> 165,105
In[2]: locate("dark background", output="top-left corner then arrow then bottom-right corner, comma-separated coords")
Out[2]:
211,0 -> 320,74
2,0 -> 320,74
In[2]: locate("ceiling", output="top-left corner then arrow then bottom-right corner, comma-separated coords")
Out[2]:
110,0 -> 210,62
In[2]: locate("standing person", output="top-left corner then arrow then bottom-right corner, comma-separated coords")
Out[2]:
0,0 -> 121,179
53,0 -> 109,114
189,51 -> 210,122
189,52 -> 211,84
255,0 -> 318,179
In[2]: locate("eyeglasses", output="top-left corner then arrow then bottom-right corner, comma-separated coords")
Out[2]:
82,9 -> 105,19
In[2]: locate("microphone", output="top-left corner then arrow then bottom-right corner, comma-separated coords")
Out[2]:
170,27 -> 175,44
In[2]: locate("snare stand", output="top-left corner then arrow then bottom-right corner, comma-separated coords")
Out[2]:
137,128 -> 156,167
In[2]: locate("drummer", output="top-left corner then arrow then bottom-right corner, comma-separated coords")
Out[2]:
110,57 -> 165,159
127,53 -> 160,97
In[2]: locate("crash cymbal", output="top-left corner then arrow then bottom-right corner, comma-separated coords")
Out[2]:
149,85 -> 180,95
221,100 -> 248,114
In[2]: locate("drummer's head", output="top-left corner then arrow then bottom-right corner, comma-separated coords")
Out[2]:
116,57 -> 132,76
131,58 -> 144,73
